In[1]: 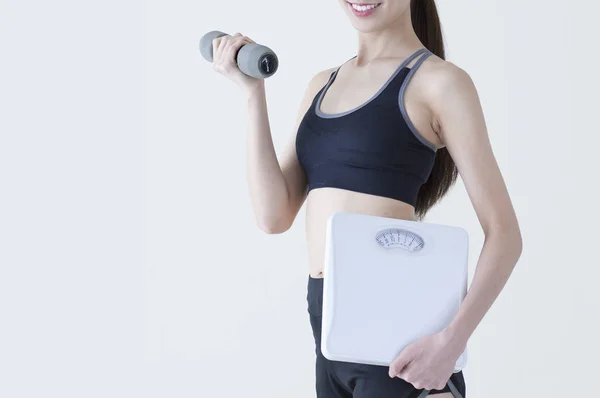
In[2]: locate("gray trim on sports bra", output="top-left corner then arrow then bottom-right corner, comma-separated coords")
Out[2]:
315,47 -> 429,119
398,50 -> 438,152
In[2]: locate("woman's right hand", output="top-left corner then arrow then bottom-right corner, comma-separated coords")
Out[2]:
212,32 -> 264,96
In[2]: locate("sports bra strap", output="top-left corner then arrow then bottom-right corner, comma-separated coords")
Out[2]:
397,48 -> 436,152
398,47 -> 430,70
333,47 -> 430,74
407,48 -> 432,71
330,54 -> 357,79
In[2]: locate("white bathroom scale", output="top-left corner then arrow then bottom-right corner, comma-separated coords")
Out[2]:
322,211 -> 469,372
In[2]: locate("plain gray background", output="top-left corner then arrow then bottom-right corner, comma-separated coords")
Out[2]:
1,0 -> 599,397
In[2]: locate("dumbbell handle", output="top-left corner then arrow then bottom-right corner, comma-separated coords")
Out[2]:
199,31 -> 278,79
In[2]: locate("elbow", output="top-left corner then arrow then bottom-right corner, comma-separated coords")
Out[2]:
256,216 -> 292,235
508,219 -> 524,259
487,221 -> 523,262
514,229 -> 524,260
509,233 -> 523,273
258,223 -> 289,235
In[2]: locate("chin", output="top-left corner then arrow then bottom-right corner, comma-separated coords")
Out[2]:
347,17 -> 390,34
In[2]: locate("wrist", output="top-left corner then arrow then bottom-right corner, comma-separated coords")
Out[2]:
441,322 -> 470,351
244,80 -> 265,100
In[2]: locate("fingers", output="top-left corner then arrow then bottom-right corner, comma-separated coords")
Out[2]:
234,32 -> 256,43
396,362 -> 450,391
212,35 -> 229,65
396,364 -> 424,389
388,348 -> 413,378
434,381 -> 448,391
212,33 -> 253,59
224,36 -> 248,63
211,33 -> 254,75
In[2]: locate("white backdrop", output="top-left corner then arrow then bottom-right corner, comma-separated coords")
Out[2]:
1,1 -> 599,397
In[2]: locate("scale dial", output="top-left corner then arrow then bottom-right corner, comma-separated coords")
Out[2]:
375,228 -> 425,252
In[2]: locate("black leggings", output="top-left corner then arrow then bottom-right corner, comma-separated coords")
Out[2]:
307,275 -> 466,398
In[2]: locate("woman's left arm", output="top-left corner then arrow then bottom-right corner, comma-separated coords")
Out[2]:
389,64 -> 523,388
435,64 -> 523,345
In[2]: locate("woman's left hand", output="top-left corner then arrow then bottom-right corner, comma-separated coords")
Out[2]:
388,331 -> 466,391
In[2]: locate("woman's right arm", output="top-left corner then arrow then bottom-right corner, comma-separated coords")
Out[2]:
211,33 -> 333,233
245,71 -> 329,234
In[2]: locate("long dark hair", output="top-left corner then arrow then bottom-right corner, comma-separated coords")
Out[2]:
410,0 -> 458,221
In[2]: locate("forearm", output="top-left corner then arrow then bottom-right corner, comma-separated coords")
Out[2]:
444,226 -> 523,346
245,85 -> 290,231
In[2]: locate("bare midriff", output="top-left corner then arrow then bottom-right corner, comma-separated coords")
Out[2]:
305,187 -> 416,278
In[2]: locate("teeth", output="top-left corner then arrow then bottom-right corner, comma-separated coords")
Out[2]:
351,3 -> 379,11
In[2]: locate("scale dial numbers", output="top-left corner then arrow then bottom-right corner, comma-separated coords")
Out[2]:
375,228 -> 425,252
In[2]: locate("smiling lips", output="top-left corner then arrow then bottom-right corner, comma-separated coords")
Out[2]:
347,1 -> 382,17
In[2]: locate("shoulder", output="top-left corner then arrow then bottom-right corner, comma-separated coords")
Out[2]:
296,65 -> 337,111
418,54 -> 478,110
415,54 -> 487,147
307,66 -> 337,93
294,65 -> 338,122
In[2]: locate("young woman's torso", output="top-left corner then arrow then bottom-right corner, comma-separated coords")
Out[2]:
296,48 -> 444,278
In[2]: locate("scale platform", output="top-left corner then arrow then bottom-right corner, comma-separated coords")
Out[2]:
321,211 -> 468,372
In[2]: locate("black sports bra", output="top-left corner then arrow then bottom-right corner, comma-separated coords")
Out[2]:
295,47 -> 437,207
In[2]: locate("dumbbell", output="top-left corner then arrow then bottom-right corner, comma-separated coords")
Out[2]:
199,31 -> 279,79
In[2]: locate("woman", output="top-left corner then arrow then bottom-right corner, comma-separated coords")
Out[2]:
211,1 -> 522,397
